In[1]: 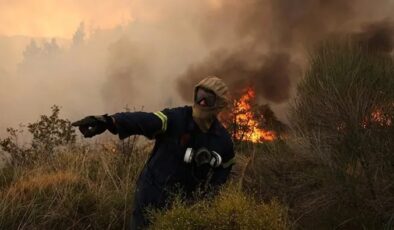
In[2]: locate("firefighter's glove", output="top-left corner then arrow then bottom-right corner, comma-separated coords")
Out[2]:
72,114 -> 117,138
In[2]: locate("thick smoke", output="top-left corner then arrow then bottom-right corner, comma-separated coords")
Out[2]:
177,49 -> 300,103
177,0 -> 394,107
356,21 -> 394,54
0,0 -> 393,137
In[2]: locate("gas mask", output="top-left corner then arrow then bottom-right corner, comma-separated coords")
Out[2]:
184,147 -> 222,168
192,76 -> 230,132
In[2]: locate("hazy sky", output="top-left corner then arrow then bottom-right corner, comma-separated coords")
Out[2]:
0,0 -> 134,38
0,0 -> 223,38
0,0 -> 217,137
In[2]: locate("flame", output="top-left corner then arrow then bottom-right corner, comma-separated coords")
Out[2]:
361,107 -> 392,128
370,108 -> 392,127
338,106 -> 392,131
232,87 -> 276,143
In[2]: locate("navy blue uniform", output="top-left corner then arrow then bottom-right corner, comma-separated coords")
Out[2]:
111,106 -> 235,229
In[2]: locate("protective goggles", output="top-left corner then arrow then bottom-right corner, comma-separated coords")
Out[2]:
194,87 -> 217,107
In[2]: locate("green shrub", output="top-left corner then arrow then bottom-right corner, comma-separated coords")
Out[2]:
149,185 -> 289,230
28,105 -> 76,153
288,39 -> 394,228
241,141 -> 322,204
241,40 -> 394,229
0,105 -> 76,166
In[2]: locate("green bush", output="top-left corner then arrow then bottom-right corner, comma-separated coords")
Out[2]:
149,185 -> 289,230
28,105 -> 76,153
288,40 -> 394,228
0,105 -> 76,165
241,140 -> 323,207
241,40 -> 393,229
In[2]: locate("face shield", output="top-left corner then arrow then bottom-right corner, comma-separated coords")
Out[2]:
194,87 -> 217,108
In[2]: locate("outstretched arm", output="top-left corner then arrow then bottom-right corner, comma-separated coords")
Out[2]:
111,111 -> 167,139
72,111 -> 168,139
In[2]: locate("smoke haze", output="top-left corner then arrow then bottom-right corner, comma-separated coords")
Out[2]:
177,0 -> 394,98
0,0 -> 393,136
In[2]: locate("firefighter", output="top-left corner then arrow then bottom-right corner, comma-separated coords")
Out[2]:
72,76 -> 235,229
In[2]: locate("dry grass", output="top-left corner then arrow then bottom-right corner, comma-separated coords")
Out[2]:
0,142 -> 149,229
0,141 -> 290,230
5,170 -> 81,199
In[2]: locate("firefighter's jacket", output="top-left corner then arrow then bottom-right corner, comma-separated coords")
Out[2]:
112,106 -> 235,194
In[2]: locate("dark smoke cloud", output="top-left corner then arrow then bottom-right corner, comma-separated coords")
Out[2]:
177,49 -> 300,103
177,0 -> 393,104
255,53 -> 298,103
356,20 -> 394,54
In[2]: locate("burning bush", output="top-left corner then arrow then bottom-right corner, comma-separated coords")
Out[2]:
221,87 -> 287,143
289,39 -> 394,228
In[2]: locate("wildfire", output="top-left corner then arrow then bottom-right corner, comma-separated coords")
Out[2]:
232,87 -> 276,143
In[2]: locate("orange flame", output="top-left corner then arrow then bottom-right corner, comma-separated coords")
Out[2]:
338,107 -> 392,131
361,108 -> 392,128
370,108 -> 392,127
233,87 -> 276,143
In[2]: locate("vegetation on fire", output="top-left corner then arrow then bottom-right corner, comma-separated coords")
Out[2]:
0,38 -> 393,229
220,87 -> 288,143
287,40 -> 394,228
242,40 -> 392,229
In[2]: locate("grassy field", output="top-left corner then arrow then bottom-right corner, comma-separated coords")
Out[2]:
0,142 -> 289,230
0,39 -> 393,229
0,143 -> 145,229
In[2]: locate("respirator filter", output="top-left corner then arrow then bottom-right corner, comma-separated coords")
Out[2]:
184,147 -> 222,168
